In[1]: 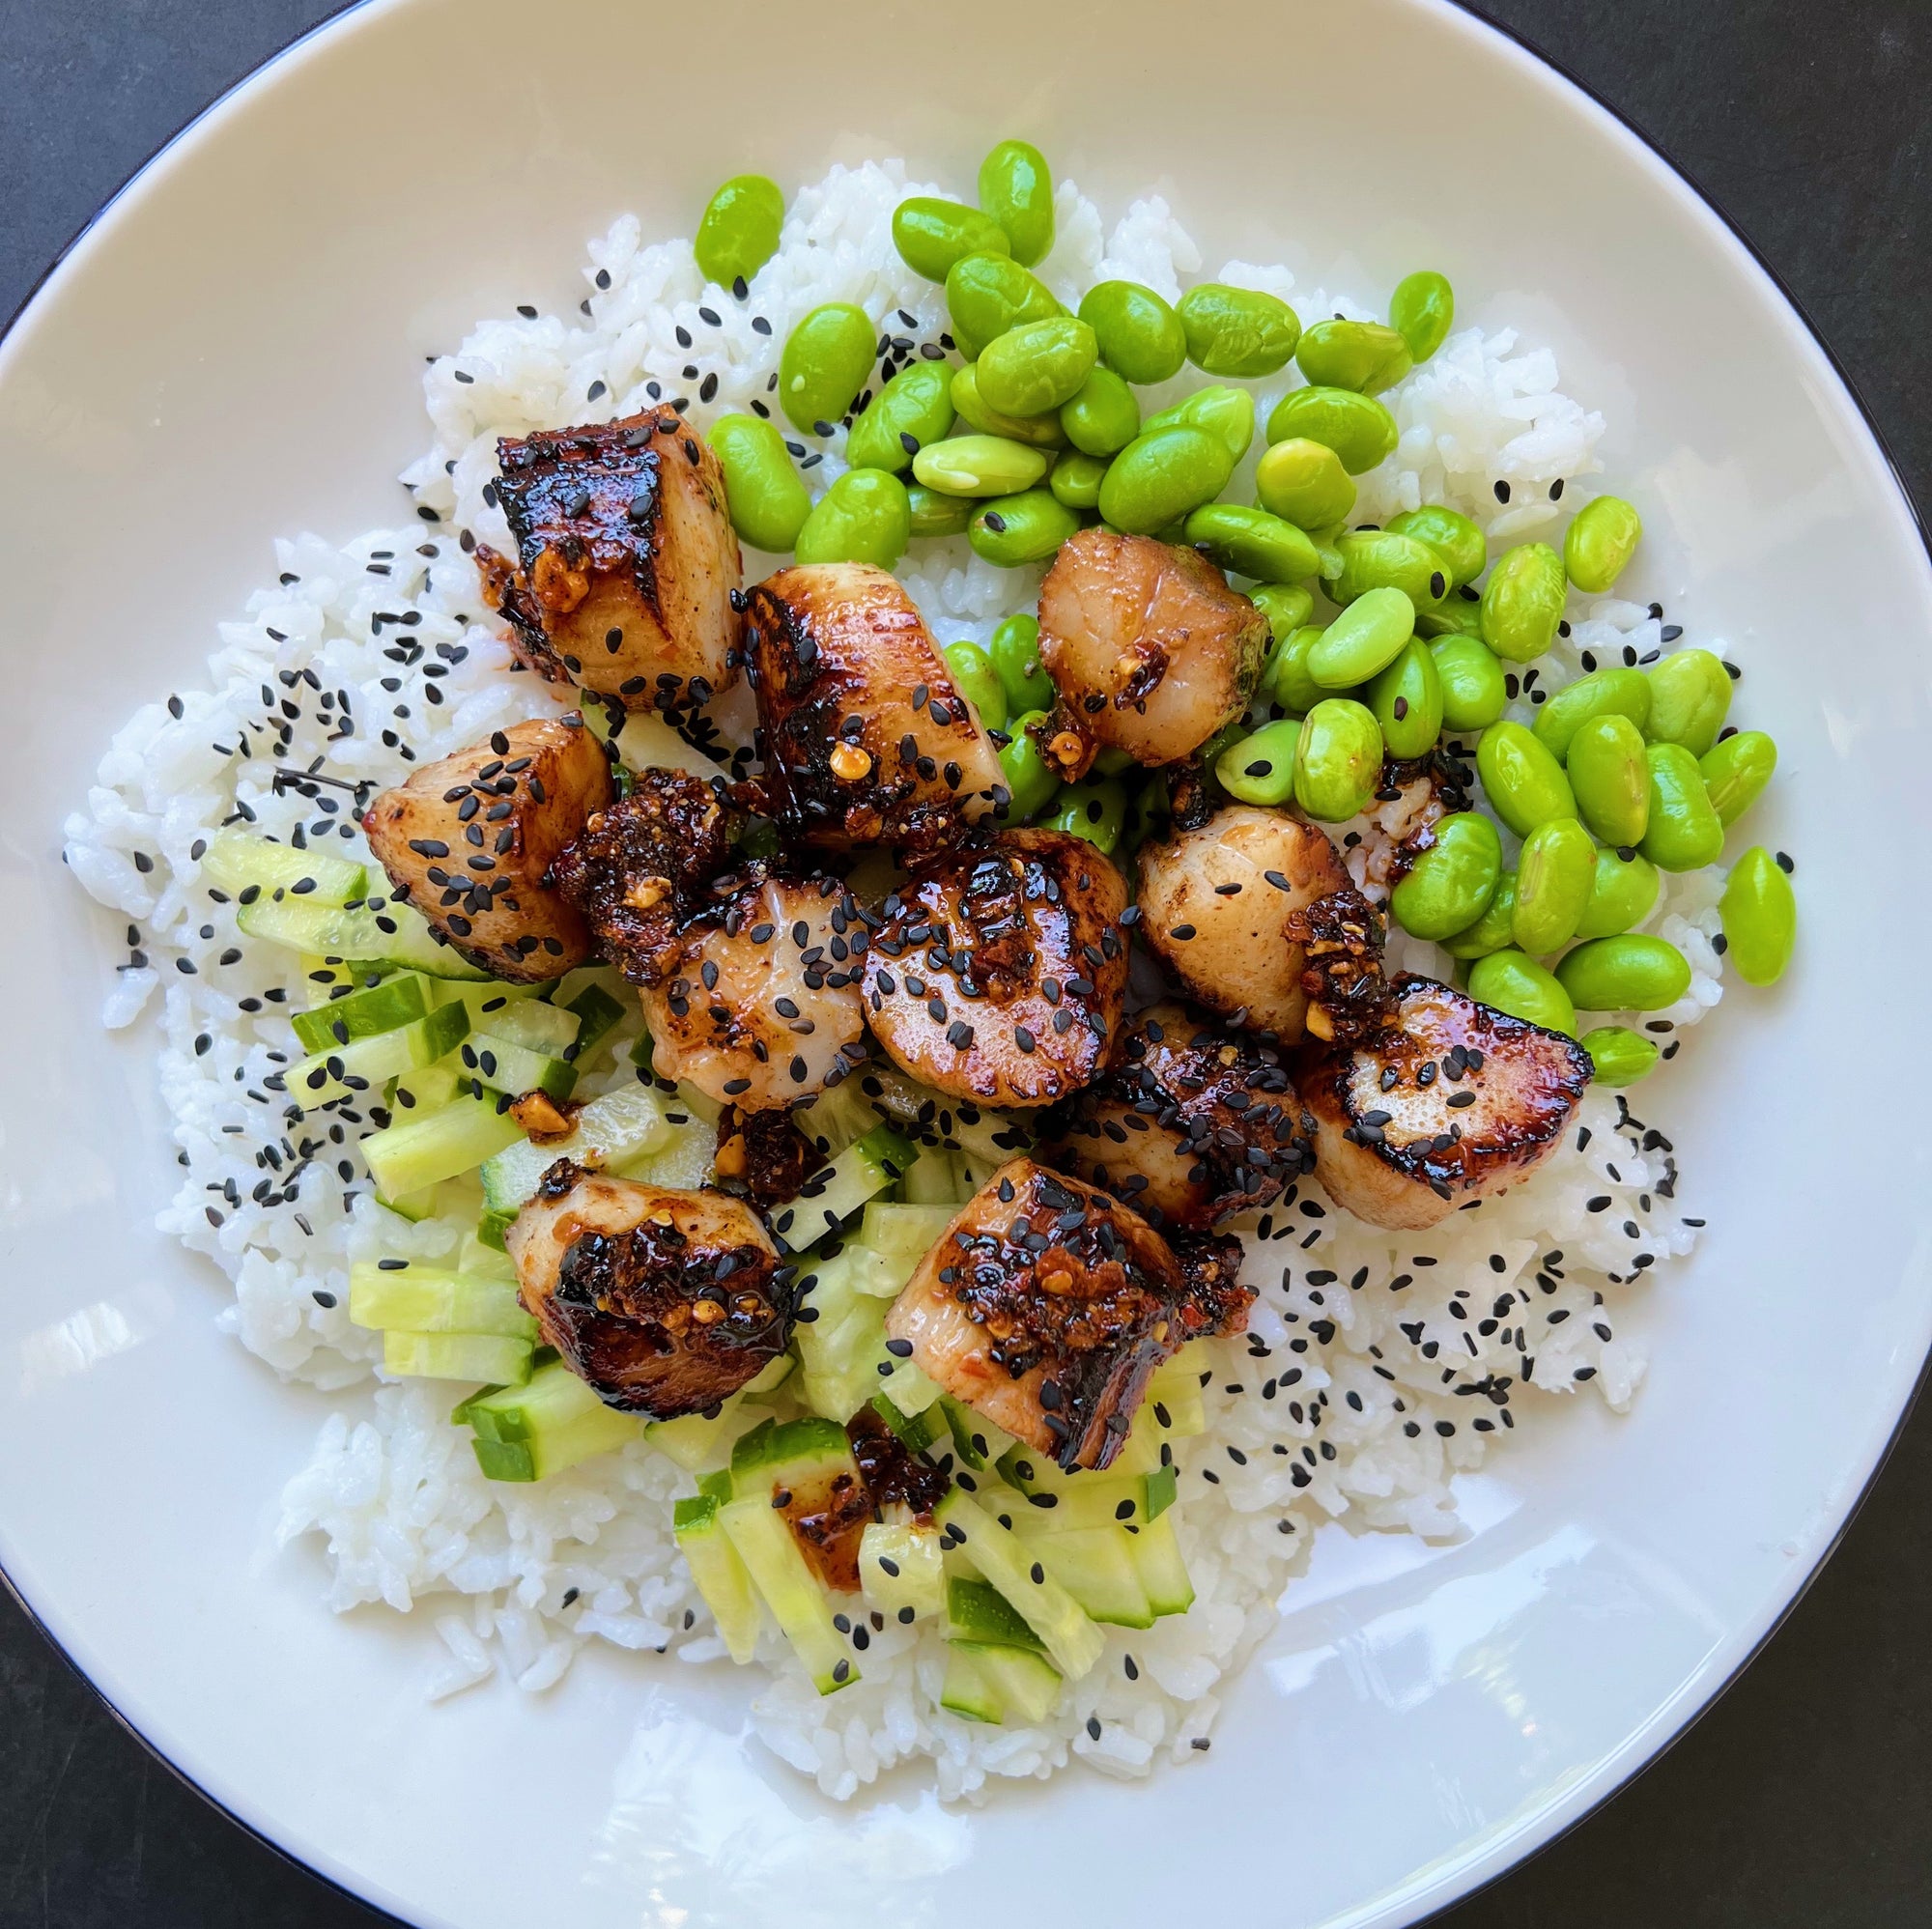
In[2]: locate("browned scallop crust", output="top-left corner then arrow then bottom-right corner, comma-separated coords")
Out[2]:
1038,1003 -> 1313,1230
505,1162 -> 791,1417
744,563 -> 1005,853
1290,884 -> 1394,1044
861,829 -> 1128,1107
1296,974 -> 1592,1231
361,715 -> 613,981
477,410 -> 743,715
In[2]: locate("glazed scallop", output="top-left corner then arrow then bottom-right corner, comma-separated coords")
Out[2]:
1296,975 -> 1592,1231
745,563 -> 1005,852
362,714 -> 612,981
861,829 -> 1129,1107
505,1161 -> 790,1417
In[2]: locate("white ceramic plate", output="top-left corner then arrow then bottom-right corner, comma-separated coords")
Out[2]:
4,1 -> 1927,1922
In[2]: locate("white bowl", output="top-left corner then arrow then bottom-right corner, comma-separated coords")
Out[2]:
3,1 -> 1927,1923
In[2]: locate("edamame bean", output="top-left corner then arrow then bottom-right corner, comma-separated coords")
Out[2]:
1563,495 -> 1643,594
779,302 -> 876,433
1416,601 -> 1485,641
845,360 -> 956,473
892,197 -> 1011,283
1293,698 -> 1384,821
695,175 -> 784,288
945,252 -> 1062,359
1443,868 -> 1518,959
1042,777 -> 1126,854
1097,425 -> 1232,535
1431,633 -> 1509,731
977,317 -> 1098,418
1215,719 -> 1303,806
1476,720 -> 1576,836
1530,666 -> 1651,760
1049,449 -> 1109,509
1059,365 -> 1140,458
989,613 -> 1053,714
1554,934 -> 1690,1012
1369,638 -> 1445,759
1183,504 -> 1320,584
1390,811 -> 1501,941
1575,846 -> 1660,939
1329,529 -> 1451,610
1479,542 -> 1567,664
977,139 -> 1054,266
1389,270 -> 1455,363
942,640 -> 1007,730
1579,1026 -> 1659,1087
1638,741 -> 1724,870
1251,583 -> 1316,644
1266,625 -> 1327,714
1264,387 -> 1398,475
1294,318 -> 1412,394
1143,385 -> 1255,465
1077,280 -> 1187,384
970,488 -> 1079,566
1467,950 -> 1577,1035
1176,283 -> 1301,377
1566,713 -> 1650,847
793,468 -> 911,568
1512,816 -> 1596,954
1309,587 -> 1416,689
907,484 -> 975,538
707,413 -> 811,553
1255,438 -> 1356,528
1719,846 -> 1797,985
911,434 -> 1049,496
998,711 -> 1060,819
950,363 -> 1065,448
1645,648 -> 1733,755
1699,729 -> 1777,827
1386,506 -> 1487,588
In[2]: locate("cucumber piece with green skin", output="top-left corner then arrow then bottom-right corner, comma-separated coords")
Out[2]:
767,1122 -> 915,1252
645,1398 -> 765,1473
729,1414 -> 856,1492
423,980 -> 543,1028
673,1494 -> 762,1662
389,1059 -> 466,1117
1129,1511 -> 1195,1617
939,1645 -> 1003,1723
363,1088 -> 525,1200
235,894 -> 492,979
1145,1347 -> 1208,1438
1003,1471 -> 1159,1533
901,1148 -> 962,1206
474,1206 -> 515,1253
793,1244 -> 942,1423
464,1358 -> 643,1480
996,1416 -> 1160,1494
869,1392 -> 947,1455
562,981 -> 626,1060
945,1575 -> 1044,1649
384,1329 -> 532,1385
285,1001 -> 469,1110
941,1397 -> 1014,1473
859,1521 -> 946,1623
348,1262 -> 535,1338
856,1202 -> 954,1276
291,973 -> 429,1053
462,1029 -> 576,1102
477,1085 -> 671,1216
792,1078 -> 884,1161
460,995 -> 580,1055
743,1351 -> 797,1398
950,1641 -> 1063,1723
719,1495 -> 859,1694
456,1228 -> 518,1281
201,829 -> 365,904
1010,1522 -> 1152,1627
931,1489 -> 1105,1680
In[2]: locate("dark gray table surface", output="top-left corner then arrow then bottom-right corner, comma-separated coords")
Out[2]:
3,3 -> 1926,1923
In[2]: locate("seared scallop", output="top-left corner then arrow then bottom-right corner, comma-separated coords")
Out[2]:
474,409 -> 742,715
639,872 -> 867,1108
1035,528 -> 1267,779
1038,1003 -> 1313,1230
1134,805 -> 1351,1039
1296,974 -> 1591,1231
745,563 -> 1005,853
861,829 -> 1128,1107
505,1160 -> 790,1417
362,715 -> 612,981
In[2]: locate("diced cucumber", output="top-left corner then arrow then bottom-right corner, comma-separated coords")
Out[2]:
562,981 -> 627,1061
362,1090 -> 525,1202
768,1123 -> 914,1253
1145,1345 -> 1208,1438
1009,1522 -> 1152,1628
462,1029 -> 576,1102
673,1494 -> 762,1663
856,1202 -> 954,1278
729,1414 -> 856,1493
298,954 -> 380,1002
456,1228 -> 518,1281
424,980 -> 542,1027
792,1079 -> 884,1160
839,1243 -> 908,1299
932,1489 -> 1104,1680
478,1085 -> 670,1216
466,995 -> 580,1055
464,1359 -> 643,1480
291,973 -> 429,1053
1129,1512 -> 1195,1617
792,1243 -> 924,1424
201,828 -> 365,904
998,1462 -> 1158,1530
645,1398 -> 764,1473
348,1262 -> 535,1338
945,1575 -> 1044,1650
384,1329 -> 532,1385
859,1521 -> 945,1623
950,1641 -> 1064,1723
285,1001 -> 469,1111
941,1398 -> 1013,1473
901,1149 -> 961,1206
475,1206 -> 516,1253
869,1392 -> 947,1455
236,894 -> 492,979
743,1351 -> 797,1399
389,1058 -> 466,1117
610,1113 -> 714,1191
719,1496 -> 858,1695
939,1646 -> 1002,1723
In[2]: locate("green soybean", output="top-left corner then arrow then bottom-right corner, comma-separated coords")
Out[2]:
1176,283 -> 1301,377
1294,318 -> 1413,394
950,363 -> 1065,448
1467,950 -> 1577,1035
1579,1026 -> 1659,1087
1563,495 -> 1643,594
1251,583 -> 1316,645
1699,729 -> 1777,827
1183,504 -> 1320,584
1575,847 -> 1660,940
998,711 -> 1060,819
943,640 -> 1008,731
779,302 -> 876,434
1389,270 -> 1455,363
1059,365 -> 1141,458
1566,713 -> 1651,848
707,414 -> 811,553
911,434 -> 1049,497
1531,666 -> 1651,761
1390,811 -> 1501,941
1479,542 -> 1567,664
892,197 -> 1010,283
1309,588 -> 1416,690
989,614 -> 1053,714
1645,648 -> 1733,755
1369,638 -> 1445,759
1639,742 -> 1724,870
906,484 -> 975,538
1142,385 -> 1255,465
845,360 -> 956,473
1555,934 -> 1691,1012
1477,721 -> 1576,836
1097,425 -> 1232,534
695,175 -> 784,288
1416,600 -> 1486,641
1255,438 -> 1356,529
1720,846 -> 1796,985
1042,777 -> 1126,854
1215,719 -> 1303,806
793,467 -> 911,568
1266,625 -> 1327,714
1443,868 -> 1518,959
945,252 -> 1061,359
1386,506 -> 1487,588
1329,529 -> 1451,610
970,489 -> 1079,567
1049,449 -> 1110,509
1078,280 -> 1186,385
1264,386 -> 1399,474
976,317 -> 1098,418
1512,816 -> 1597,955
977,140 -> 1054,267
1432,633 -> 1509,731
1293,699 -> 1384,821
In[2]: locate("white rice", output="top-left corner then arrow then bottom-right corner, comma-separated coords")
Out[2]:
63,160 -> 1725,1802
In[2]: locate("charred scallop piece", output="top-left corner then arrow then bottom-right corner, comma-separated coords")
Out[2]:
1038,1003 -> 1312,1230
886,1159 -> 1225,1472
861,829 -> 1128,1108
362,715 -> 613,981
1296,974 -> 1591,1231
506,1162 -> 790,1417
639,873 -> 867,1109
1034,529 -> 1267,780
1134,805 -> 1352,1040
475,409 -> 742,714
744,563 -> 1005,853
1289,883 -> 1393,1044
